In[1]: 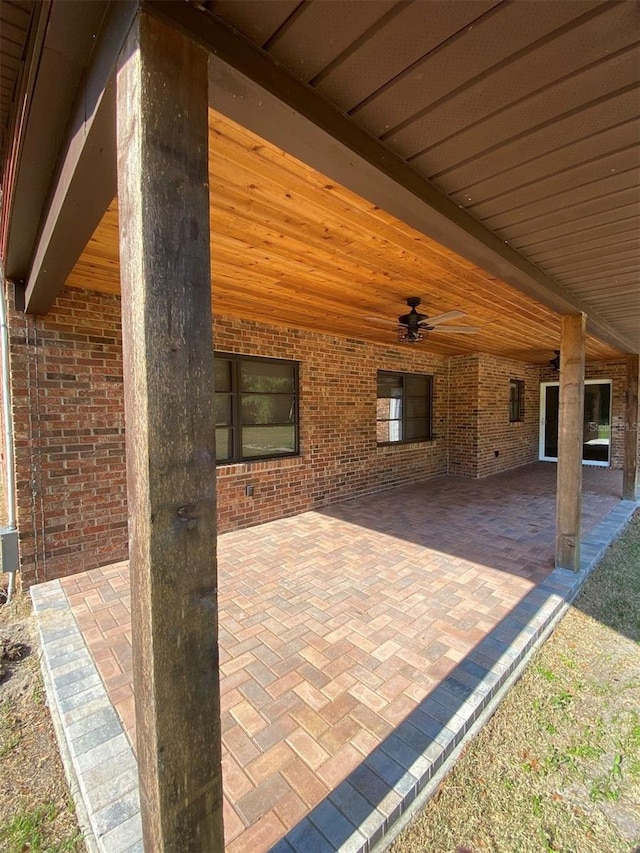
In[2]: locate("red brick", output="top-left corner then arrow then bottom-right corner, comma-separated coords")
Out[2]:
7,285 -> 635,588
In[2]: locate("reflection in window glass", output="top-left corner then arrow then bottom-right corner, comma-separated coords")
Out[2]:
240,395 -> 296,425
214,354 -> 299,463
215,428 -> 231,462
240,360 -> 295,393
509,379 -> 525,423
214,359 -> 231,393
214,396 -> 232,426
377,373 -> 403,399
376,371 -> 432,445
241,426 -> 296,458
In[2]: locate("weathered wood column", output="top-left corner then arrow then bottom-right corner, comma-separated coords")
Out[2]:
623,354 -> 639,501
117,12 -> 224,851
555,313 -> 586,571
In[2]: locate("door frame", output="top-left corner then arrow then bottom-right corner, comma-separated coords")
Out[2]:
539,379 -> 613,467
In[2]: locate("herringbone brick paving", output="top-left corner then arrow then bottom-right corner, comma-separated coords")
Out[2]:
59,464 -> 622,852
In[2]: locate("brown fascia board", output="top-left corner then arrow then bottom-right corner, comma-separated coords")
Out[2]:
22,1 -> 138,315
21,83 -> 117,315
4,1 -> 108,284
144,0 -> 636,356
6,1 -> 138,316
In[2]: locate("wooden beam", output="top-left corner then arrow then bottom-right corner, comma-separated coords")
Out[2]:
555,314 -> 586,571
622,354 -> 639,501
117,11 -> 224,851
142,0 -> 635,357
18,1 -> 137,315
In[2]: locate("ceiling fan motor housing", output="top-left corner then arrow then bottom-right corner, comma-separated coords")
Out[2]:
399,297 -> 428,328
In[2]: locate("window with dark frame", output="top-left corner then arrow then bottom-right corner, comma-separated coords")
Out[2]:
214,354 -> 299,463
509,379 -> 525,423
376,370 -> 433,444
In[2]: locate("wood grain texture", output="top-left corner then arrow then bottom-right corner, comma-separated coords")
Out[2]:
67,110 -> 622,365
623,354 -> 639,500
555,314 -> 586,571
117,12 -> 224,851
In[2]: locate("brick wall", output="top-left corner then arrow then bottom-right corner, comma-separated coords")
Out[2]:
476,355 -> 539,478
213,316 -> 449,533
9,288 -> 450,585
7,285 -> 635,587
8,287 -> 127,587
447,355 -> 479,477
448,354 -> 539,478
451,356 -> 633,479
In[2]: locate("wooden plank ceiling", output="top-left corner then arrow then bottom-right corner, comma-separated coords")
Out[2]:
66,111 -> 619,364
200,0 -> 640,351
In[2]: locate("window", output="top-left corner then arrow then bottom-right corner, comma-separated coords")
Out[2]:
377,371 -> 433,444
509,379 -> 525,423
214,354 -> 299,463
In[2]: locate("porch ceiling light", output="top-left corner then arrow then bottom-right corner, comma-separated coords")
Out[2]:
398,298 -> 428,343
549,350 -> 560,372
397,324 -> 427,343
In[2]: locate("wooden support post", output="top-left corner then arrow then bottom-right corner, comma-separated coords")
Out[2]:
555,314 -> 586,571
623,354 -> 639,501
117,12 -> 224,852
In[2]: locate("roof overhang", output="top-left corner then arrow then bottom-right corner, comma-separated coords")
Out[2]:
1,1 -> 136,310
1,0 -> 637,357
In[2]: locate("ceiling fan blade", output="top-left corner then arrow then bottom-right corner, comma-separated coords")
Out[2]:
432,326 -> 480,334
364,316 -> 396,325
426,309 -> 467,325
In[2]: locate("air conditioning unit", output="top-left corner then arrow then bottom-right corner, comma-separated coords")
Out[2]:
0,528 -> 19,574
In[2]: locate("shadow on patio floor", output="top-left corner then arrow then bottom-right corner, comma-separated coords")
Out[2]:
31,464 -> 633,853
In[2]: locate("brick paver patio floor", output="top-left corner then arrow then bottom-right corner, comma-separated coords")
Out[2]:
51,464 -> 623,851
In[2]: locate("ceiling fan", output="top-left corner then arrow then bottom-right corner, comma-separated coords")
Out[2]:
368,297 -> 480,343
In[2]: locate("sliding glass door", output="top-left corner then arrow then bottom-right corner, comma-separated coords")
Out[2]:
539,380 -> 612,466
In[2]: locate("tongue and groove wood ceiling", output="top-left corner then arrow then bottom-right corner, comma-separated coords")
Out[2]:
66,0 -> 638,362
68,112 -> 618,364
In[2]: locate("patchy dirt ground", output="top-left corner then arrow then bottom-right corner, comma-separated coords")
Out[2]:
0,591 -> 84,852
390,511 -> 640,853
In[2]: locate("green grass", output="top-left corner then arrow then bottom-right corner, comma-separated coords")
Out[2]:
0,804 -> 82,853
578,511 -> 640,641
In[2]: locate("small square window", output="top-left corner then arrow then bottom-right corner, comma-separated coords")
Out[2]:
509,379 -> 525,423
377,370 -> 433,444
